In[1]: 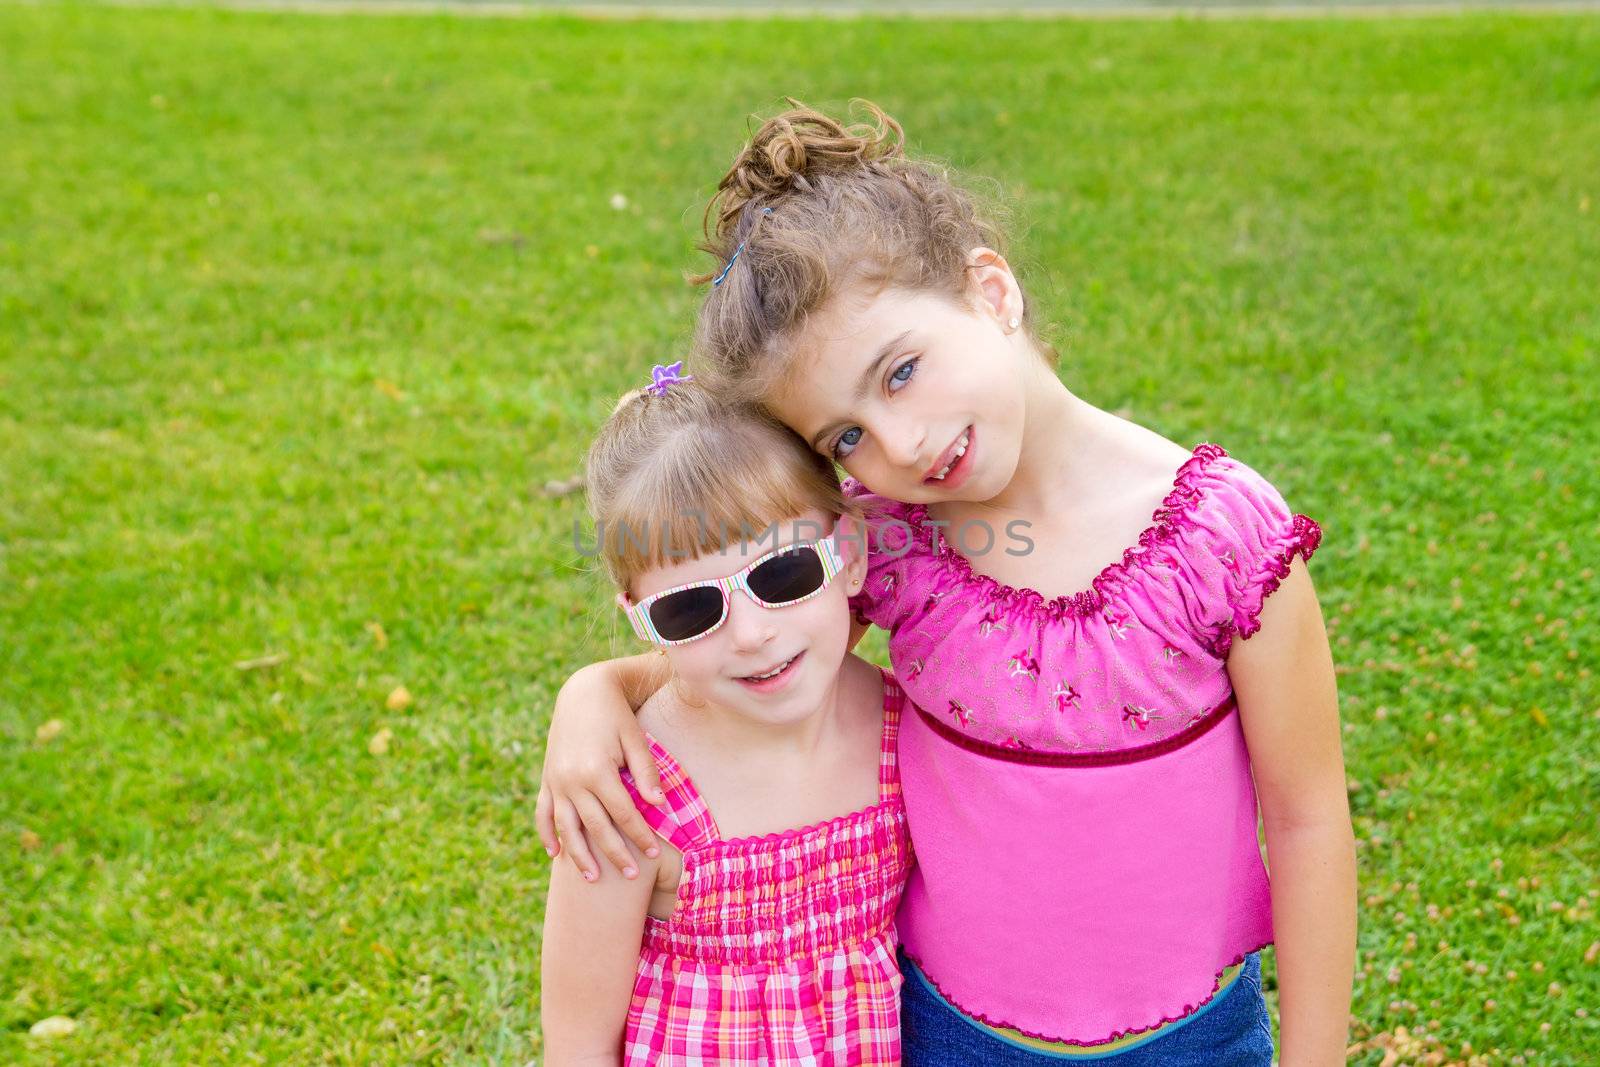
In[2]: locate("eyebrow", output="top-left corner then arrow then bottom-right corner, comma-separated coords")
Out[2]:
807,330 -> 914,451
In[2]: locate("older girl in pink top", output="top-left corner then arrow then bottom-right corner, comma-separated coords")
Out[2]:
541,102 -> 1355,1063
540,378 -> 912,1065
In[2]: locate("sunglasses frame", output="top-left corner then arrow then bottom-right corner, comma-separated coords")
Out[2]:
617,531 -> 849,647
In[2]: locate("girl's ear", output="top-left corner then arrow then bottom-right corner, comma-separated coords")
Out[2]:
838,514 -> 869,591
615,590 -> 632,611
966,246 -> 1024,327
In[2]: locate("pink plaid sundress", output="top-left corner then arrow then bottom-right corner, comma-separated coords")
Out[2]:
617,667 -> 913,1066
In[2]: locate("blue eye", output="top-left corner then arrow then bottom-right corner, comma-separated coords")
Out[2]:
833,426 -> 863,459
830,357 -> 918,460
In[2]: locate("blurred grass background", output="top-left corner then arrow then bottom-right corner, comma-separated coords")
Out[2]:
1,4 -> 1597,1063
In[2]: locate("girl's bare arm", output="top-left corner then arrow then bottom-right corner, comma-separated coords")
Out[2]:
540,835 -> 659,1064
1230,560 -> 1357,1067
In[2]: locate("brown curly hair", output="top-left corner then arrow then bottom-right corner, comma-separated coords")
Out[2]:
692,98 -> 1050,404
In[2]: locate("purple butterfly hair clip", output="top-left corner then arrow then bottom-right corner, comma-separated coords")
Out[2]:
645,361 -> 693,397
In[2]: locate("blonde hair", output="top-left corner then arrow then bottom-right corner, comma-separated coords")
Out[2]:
584,373 -> 861,597
692,98 -> 1052,403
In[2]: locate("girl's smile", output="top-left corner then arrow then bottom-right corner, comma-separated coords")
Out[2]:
732,649 -> 806,692
922,425 -> 975,489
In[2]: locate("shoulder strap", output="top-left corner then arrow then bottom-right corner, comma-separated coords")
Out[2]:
877,667 -> 904,802
618,736 -> 721,852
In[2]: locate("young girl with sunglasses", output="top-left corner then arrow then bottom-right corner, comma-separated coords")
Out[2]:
539,371 -> 914,1066
541,103 -> 1356,1064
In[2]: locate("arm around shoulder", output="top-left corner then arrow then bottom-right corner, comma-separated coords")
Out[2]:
537,653 -> 672,878
563,653 -> 672,712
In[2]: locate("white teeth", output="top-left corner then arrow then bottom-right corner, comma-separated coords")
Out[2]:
744,656 -> 795,681
929,432 -> 970,481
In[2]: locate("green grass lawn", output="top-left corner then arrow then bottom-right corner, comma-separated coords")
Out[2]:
2,4 -> 1597,1064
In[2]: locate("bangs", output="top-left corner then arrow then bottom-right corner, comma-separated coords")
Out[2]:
600,441 -> 846,585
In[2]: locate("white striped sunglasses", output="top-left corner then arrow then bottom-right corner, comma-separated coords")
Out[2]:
616,532 -> 848,646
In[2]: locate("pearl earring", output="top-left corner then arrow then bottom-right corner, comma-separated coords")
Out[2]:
1007,316 -> 1020,332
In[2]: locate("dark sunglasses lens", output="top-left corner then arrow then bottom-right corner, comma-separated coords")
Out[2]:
649,586 -> 725,642
747,546 -> 826,605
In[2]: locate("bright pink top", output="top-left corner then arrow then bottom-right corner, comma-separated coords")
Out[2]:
618,668 -> 914,1066
844,444 -> 1322,1046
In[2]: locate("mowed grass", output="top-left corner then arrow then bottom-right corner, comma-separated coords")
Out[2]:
2,4 -> 1598,1064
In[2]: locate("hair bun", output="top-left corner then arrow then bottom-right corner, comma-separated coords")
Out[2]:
706,98 -> 905,244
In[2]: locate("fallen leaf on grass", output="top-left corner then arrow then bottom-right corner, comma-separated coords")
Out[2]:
385,686 -> 412,712
29,1016 -> 77,1038
366,621 -> 388,650
1585,940 -> 1599,964
35,719 -> 65,743
476,227 -> 526,249
1346,1024 -> 1449,1065
368,728 -> 394,756
20,829 -> 42,851
375,379 -> 405,400
234,653 -> 288,672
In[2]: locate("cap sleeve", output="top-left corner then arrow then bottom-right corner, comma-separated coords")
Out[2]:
1167,452 -> 1323,657
842,477 -> 920,634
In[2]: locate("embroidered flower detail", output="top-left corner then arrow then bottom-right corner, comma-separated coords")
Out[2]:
1122,705 -> 1164,731
1052,682 -> 1081,712
879,572 -> 898,595
1001,735 -> 1034,751
949,699 -> 976,728
1100,609 -> 1132,641
1161,646 -> 1184,664
921,590 -> 946,613
1217,548 -> 1237,568
1006,652 -> 1041,681
905,657 -> 925,679
978,607 -> 1009,639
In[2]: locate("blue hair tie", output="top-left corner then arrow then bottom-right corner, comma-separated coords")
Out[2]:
711,207 -> 774,288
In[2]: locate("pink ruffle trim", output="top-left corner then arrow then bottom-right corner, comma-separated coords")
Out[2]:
1209,512 -> 1324,658
903,939 -> 1274,1047
851,443 -> 1233,621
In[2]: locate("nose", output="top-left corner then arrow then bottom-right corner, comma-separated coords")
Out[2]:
724,589 -> 778,652
872,413 -> 927,473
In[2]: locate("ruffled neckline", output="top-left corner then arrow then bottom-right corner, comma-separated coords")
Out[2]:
853,443 -> 1230,622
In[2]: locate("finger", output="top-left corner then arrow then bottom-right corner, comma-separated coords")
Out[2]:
536,782 -> 559,858
575,793 -> 641,879
596,775 -> 661,859
621,730 -> 667,808
554,800 -> 598,882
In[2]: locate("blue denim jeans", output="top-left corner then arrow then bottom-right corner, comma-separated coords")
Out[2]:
900,949 -> 1275,1065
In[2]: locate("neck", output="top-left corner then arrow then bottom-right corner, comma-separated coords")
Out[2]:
982,360 -> 1105,518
